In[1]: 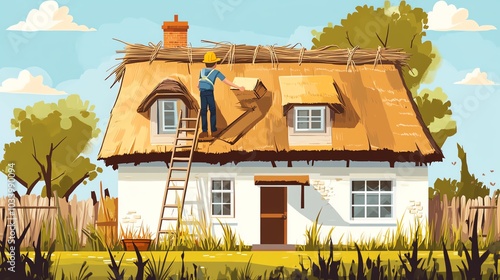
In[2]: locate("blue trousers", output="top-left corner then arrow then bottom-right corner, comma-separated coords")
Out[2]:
200,90 -> 217,132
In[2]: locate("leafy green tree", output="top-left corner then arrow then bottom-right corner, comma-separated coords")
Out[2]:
0,95 -> 102,200
415,88 -> 457,148
430,144 -> 489,200
311,1 -> 456,147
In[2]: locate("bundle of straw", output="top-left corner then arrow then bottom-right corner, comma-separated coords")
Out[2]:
108,40 -> 410,87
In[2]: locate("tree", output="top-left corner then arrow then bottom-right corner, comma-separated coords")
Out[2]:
430,144 -> 489,200
311,1 -> 456,147
0,95 -> 102,200
415,88 -> 457,148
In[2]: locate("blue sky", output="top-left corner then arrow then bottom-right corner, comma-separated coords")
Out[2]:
0,0 -> 499,199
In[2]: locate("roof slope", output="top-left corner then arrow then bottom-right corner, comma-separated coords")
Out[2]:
99,43 -> 442,167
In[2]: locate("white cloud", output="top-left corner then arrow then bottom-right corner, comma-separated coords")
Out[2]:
454,68 -> 497,85
428,1 -> 496,31
0,70 -> 66,95
7,1 -> 96,32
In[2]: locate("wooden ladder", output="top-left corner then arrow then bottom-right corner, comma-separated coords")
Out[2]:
156,110 -> 200,242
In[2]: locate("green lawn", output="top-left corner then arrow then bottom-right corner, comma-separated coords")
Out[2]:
46,250 -> 498,279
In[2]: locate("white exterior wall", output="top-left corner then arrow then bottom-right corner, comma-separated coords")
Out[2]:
118,161 -> 428,245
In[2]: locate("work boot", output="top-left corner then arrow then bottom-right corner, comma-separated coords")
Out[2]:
199,132 -> 208,138
211,130 -> 221,137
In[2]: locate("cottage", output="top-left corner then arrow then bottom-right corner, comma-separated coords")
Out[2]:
99,15 -> 443,246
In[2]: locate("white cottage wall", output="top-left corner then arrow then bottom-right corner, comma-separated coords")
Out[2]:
118,163 -> 428,245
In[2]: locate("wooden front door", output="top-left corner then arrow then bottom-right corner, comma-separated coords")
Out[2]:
260,187 -> 287,244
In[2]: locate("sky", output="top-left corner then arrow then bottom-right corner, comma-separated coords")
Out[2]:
0,0 -> 499,199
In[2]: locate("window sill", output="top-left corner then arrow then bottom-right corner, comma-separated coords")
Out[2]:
348,218 -> 397,226
211,217 -> 238,225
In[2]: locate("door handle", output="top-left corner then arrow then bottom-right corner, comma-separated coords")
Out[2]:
282,214 -> 287,219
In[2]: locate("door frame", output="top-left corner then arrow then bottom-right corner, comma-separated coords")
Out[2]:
260,186 -> 287,244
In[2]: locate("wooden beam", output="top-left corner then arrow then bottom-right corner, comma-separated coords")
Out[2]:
389,161 -> 395,168
271,161 -> 277,168
311,160 -> 315,167
346,160 -> 350,167
255,175 -> 309,186
301,185 -> 305,209
287,161 -> 293,167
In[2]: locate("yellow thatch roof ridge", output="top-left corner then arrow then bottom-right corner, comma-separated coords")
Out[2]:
107,40 -> 411,87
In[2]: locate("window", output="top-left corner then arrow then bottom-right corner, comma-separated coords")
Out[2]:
294,106 -> 325,132
158,100 -> 178,134
351,180 -> 393,219
211,179 -> 234,217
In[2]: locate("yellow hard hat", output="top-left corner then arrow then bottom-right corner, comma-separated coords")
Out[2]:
202,51 -> 221,63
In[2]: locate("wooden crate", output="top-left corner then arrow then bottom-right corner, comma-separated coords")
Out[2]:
231,77 -> 267,99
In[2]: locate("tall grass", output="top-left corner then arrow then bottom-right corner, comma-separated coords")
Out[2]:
300,210 -> 334,251
153,209 -> 248,251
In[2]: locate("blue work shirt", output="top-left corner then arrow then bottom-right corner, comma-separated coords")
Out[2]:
198,68 -> 226,90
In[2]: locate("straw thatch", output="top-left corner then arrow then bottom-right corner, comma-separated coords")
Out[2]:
98,41 -> 442,167
279,75 -> 344,115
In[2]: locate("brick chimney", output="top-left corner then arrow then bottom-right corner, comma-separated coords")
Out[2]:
162,14 -> 189,48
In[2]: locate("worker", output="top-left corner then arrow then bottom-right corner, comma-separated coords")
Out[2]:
198,51 -> 245,138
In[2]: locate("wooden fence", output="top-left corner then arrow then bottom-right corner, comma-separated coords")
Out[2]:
429,194 -> 499,243
0,191 -> 118,248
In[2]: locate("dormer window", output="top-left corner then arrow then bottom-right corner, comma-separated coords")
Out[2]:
294,106 -> 326,132
136,79 -> 200,145
158,100 -> 178,134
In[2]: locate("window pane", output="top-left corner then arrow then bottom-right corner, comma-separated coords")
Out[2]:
380,181 -> 392,191
367,194 -> 379,205
212,181 -> 221,190
352,206 -> 365,218
223,193 -> 231,203
212,204 -> 221,216
311,122 -> 322,129
212,193 -> 221,203
352,194 -> 364,205
223,181 -> 231,190
222,204 -> 231,215
296,117 -> 309,122
367,181 -> 379,191
380,206 -> 392,217
297,110 -> 309,116
164,112 -> 175,126
311,117 -> 323,122
163,101 -> 175,110
311,110 -> 322,116
297,122 -> 309,129
367,206 -> 379,218
352,181 -> 365,192
380,194 -> 392,205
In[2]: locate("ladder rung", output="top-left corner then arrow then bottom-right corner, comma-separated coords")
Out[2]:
169,177 -> 187,181
173,157 -> 190,161
178,128 -> 196,132
158,230 -> 176,234
170,167 -> 188,171
167,186 -> 185,190
176,137 -> 194,141
174,145 -> 192,148
161,217 -> 178,221
180,118 -> 198,121
163,204 -> 179,208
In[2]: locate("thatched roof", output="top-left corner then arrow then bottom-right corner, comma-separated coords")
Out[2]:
137,79 -> 199,112
99,42 -> 443,168
279,75 -> 344,115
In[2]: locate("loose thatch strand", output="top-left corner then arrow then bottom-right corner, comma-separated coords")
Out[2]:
107,39 -> 411,87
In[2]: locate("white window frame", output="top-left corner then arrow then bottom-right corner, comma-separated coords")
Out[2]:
350,179 -> 394,220
294,106 -> 326,132
158,99 -> 178,134
210,179 -> 235,218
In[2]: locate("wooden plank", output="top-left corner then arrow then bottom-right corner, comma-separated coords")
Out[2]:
254,175 -> 310,186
